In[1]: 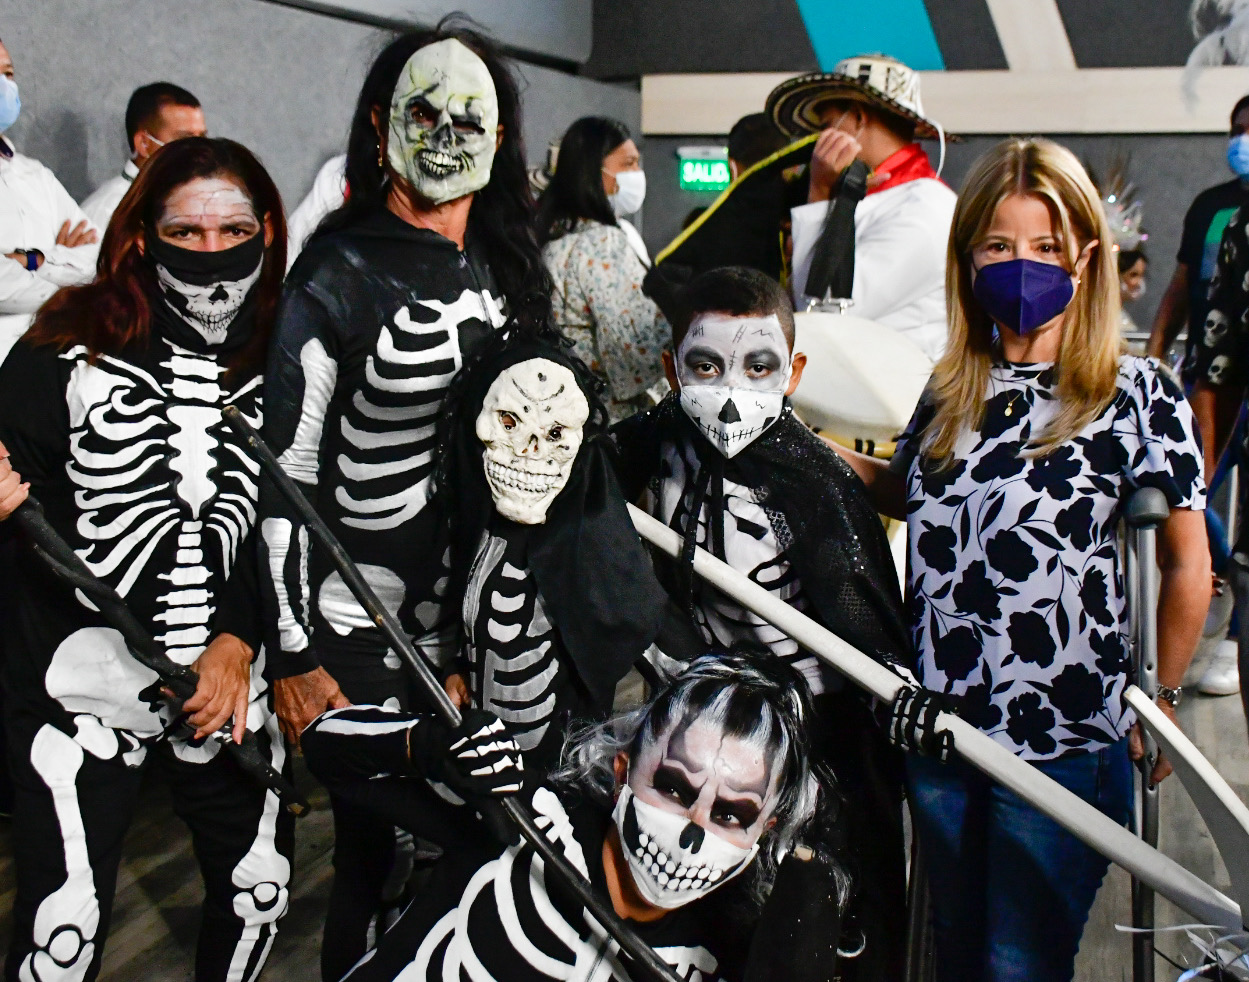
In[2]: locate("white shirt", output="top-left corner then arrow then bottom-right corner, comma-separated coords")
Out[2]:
286,154 -> 347,269
618,217 -> 650,268
80,159 -> 140,232
0,141 -> 101,363
791,176 -> 956,362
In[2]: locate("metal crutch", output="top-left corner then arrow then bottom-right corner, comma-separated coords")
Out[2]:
1125,486 -> 1170,982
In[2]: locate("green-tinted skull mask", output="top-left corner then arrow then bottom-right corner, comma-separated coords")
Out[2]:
386,38 -> 499,205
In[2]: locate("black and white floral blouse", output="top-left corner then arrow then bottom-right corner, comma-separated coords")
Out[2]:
891,356 -> 1205,760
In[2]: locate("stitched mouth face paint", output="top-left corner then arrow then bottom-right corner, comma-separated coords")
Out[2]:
676,313 -> 791,458
387,38 -> 499,205
613,713 -> 779,909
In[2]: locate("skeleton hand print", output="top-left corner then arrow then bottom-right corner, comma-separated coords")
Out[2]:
386,38 -> 499,205
475,358 -> 589,524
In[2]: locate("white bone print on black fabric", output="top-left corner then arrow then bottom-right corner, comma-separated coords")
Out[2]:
19,726 -> 98,982
463,532 -> 564,756
656,442 -> 819,691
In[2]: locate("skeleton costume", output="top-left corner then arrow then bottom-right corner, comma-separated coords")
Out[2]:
258,39 -> 512,978
612,311 -> 914,982
0,231 -> 291,982
435,322 -> 689,777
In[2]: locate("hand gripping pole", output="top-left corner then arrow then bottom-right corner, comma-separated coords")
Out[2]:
222,406 -> 684,982
10,497 -> 307,815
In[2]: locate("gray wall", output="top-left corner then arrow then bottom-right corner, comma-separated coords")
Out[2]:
642,132 -> 1234,329
2,0 -> 638,213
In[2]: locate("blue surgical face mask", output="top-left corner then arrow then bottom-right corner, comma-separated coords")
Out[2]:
1229,134 -> 1249,178
972,258 -> 1075,337
0,77 -> 20,134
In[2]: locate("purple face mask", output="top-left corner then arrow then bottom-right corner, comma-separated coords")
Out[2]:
972,258 -> 1075,336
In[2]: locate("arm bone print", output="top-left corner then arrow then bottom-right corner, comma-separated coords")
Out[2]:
628,503 -> 1246,932
223,406 -> 687,982
11,497 -> 308,816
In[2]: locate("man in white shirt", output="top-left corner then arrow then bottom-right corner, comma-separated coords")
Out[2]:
285,153 -> 346,269
80,82 -> 205,232
768,55 -> 956,362
0,39 -> 99,362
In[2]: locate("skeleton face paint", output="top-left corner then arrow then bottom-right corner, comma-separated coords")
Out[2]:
613,715 -> 779,909
476,359 -> 589,525
676,313 -> 792,458
387,38 -> 499,206
148,178 -> 264,349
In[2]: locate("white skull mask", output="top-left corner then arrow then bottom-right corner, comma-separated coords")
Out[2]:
476,358 -> 589,525
677,312 -> 793,458
387,38 -> 499,205
1204,309 -> 1230,348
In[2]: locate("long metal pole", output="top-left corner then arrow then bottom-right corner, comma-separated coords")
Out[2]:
627,503 -> 1243,931
223,407 -> 683,982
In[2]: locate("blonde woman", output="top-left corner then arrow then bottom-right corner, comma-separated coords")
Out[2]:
836,138 -> 1210,982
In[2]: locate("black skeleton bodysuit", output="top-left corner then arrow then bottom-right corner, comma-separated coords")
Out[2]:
302,705 -> 752,982
462,523 -> 591,774
0,334 -> 291,982
260,207 -> 505,682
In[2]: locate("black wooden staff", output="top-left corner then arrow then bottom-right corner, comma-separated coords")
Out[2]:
222,406 -> 683,982
11,497 -> 308,816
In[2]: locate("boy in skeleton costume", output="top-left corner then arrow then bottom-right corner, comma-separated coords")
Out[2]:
434,314 -> 692,777
257,25 -> 551,977
612,267 -> 933,982
0,138 -> 292,982
302,649 -> 839,982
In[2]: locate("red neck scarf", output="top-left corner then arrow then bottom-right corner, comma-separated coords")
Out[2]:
868,143 -> 939,196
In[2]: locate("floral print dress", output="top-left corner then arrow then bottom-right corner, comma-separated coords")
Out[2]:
891,357 -> 1205,760
544,218 -> 669,422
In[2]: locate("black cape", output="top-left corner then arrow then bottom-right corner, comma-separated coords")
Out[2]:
612,394 -> 914,678
435,326 -> 671,711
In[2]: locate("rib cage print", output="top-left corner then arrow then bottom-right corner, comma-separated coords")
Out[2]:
657,443 -> 820,691
464,533 -> 560,754
63,342 -> 261,664
337,290 -> 504,532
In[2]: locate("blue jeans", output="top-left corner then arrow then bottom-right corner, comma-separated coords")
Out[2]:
907,739 -> 1132,982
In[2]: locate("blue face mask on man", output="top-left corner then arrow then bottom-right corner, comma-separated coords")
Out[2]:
0,77 -> 20,134
1228,134 -> 1249,178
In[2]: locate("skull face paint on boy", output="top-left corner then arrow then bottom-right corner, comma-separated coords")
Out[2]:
387,38 -> 499,205
612,712 -> 780,909
676,313 -> 794,458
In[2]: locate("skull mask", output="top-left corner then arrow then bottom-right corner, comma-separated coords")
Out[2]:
155,259 -> 262,345
387,38 -> 499,206
1204,309 -> 1230,348
476,358 -> 589,525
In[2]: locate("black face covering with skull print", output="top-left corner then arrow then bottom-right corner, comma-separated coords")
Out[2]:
146,233 -> 264,354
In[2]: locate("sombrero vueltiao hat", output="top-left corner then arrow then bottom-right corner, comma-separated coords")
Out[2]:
767,54 -> 952,142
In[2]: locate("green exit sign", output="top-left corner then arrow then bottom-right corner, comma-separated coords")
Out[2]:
678,146 -> 731,191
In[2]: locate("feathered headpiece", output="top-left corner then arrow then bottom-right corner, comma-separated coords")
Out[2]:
1088,156 -> 1148,252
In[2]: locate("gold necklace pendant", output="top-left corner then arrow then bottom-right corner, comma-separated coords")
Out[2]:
1004,392 -> 1021,417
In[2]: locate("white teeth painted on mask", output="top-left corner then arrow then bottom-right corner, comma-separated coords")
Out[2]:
656,852 -> 667,865
635,847 -> 644,858
675,865 -> 687,878
485,460 -> 561,496
640,833 -> 649,846
646,840 -> 657,855
696,868 -> 709,880
709,869 -> 723,882
679,879 -> 694,890
665,860 -> 675,874
657,872 -> 669,886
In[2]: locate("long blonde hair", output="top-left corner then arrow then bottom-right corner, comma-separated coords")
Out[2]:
923,137 -> 1121,465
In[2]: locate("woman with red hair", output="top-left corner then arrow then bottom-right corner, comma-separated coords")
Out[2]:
0,136 -> 292,982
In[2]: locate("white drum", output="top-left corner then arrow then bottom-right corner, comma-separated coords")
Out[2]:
790,310 -> 933,444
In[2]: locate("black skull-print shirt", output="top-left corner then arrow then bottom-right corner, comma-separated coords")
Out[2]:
1194,204 -> 1249,389
891,356 -> 1204,760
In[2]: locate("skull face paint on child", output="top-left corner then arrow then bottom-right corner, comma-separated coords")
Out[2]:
676,313 -> 792,458
476,358 -> 590,525
387,38 -> 499,206
147,177 -> 264,349
612,712 -> 779,909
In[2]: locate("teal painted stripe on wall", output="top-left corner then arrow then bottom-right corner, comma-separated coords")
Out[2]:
794,0 -> 945,71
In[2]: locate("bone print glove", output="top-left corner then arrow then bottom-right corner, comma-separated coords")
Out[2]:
409,709 -> 525,797
882,686 -> 960,761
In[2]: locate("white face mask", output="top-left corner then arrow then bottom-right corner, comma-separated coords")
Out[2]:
676,312 -> 792,458
606,168 -> 646,216
387,38 -> 499,205
613,785 -> 758,909
475,358 -> 589,525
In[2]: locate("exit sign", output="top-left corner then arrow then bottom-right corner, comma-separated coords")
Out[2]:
678,146 -> 731,192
